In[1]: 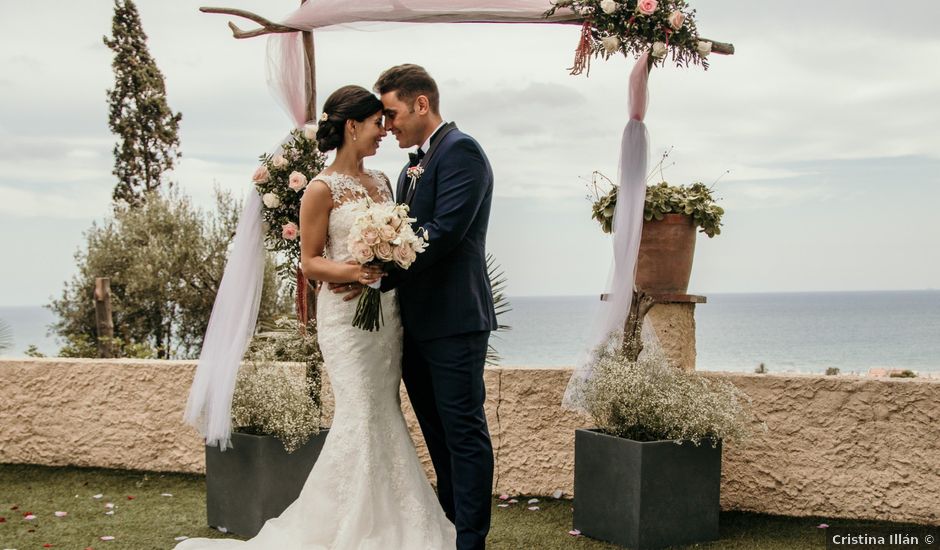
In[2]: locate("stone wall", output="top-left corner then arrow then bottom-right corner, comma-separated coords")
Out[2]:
1,359 -> 937,526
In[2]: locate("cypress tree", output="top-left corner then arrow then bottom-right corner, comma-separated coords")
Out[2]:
103,0 -> 182,207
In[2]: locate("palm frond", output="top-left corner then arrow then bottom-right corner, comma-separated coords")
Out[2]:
486,254 -> 511,366
0,319 -> 13,353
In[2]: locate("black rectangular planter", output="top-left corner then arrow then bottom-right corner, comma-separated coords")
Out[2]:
205,429 -> 328,537
573,428 -> 721,549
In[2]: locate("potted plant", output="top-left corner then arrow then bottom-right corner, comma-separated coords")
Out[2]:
569,341 -> 760,549
590,171 -> 724,295
205,318 -> 327,537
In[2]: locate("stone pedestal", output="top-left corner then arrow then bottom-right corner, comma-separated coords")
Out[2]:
647,294 -> 705,371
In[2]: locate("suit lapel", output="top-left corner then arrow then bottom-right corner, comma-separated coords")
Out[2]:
405,122 -> 458,206
396,166 -> 408,202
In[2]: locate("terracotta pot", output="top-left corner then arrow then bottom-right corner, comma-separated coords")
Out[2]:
636,213 -> 696,295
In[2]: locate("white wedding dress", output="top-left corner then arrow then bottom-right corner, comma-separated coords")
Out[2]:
176,171 -> 457,550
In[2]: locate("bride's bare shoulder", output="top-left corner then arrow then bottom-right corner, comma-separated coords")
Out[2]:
301,178 -> 333,210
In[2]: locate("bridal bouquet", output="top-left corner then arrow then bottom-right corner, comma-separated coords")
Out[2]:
347,199 -> 428,331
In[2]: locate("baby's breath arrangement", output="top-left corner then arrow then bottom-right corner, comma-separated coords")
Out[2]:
231,318 -> 323,453
579,343 -> 759,446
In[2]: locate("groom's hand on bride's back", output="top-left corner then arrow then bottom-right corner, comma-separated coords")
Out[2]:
328,281 -> 364,301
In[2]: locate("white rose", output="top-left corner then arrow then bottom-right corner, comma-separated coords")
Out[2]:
392,243 -> 417,269
379,224 -> 397,242
668,10 -> 685,30
602,35 -> 621,54
349,240 -> 374,264
651,41 -> 668,59
262,193 -> 280,209
697,40 -> 712,57
303,123 -> 318,140
374,242 -> 394,262
600,0 -> 617,14
272,155 -> 288,168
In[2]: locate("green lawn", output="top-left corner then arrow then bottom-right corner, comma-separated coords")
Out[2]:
0,463 -> 930,549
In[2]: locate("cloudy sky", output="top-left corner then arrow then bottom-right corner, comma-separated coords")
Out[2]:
1,1 -> 938,306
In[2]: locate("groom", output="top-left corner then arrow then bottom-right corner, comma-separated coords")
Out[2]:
374,63 -> 498,550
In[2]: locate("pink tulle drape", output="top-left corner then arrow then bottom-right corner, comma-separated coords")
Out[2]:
280,0 -> 577,29
266,33 -> 308,127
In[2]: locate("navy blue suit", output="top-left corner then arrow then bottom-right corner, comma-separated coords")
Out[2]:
382,125 -> 497,550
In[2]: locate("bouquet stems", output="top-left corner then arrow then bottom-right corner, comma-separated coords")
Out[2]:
352,287 -> 384,332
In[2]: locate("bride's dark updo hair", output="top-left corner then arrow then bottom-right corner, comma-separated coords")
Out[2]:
315,85 -> 384,153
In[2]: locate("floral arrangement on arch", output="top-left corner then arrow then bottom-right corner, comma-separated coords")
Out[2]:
546,0 -> 713,74
251,125 -> 326,278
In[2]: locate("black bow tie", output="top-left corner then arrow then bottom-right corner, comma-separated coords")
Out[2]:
408,148 -> 425,167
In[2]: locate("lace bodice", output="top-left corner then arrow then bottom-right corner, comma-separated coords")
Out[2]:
313,170 -> 394,263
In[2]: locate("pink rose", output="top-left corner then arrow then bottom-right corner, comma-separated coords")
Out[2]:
379,224 -> 397,242
361,227 -> 381,246
252,165 -> 269,185
374,242 -> 394,262
281,222 -> 298,241
349,240 -> 374,264
288,171 -> 308,192
393,243 -> 417,269
668,10 -> 684,29
636,0 -> 657,16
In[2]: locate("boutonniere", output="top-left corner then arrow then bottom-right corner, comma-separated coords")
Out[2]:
406,165 -> 424,188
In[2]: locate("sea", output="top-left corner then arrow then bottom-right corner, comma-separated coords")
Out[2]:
2,290 -> 939,374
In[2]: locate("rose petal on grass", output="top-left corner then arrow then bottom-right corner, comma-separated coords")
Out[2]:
527,506 -> 540,511
104,511 -> 114,516
11,505 -> 19,510
92,494 -> 103,499
161,493 -> 173,497
0,517 -> 5,522
216,527 -> 228,534
498,494 -> 509,501
126,496 -> 135,501
54,511 -> 67,517
508,499 -> 518,504
174,537 -> 189,542
569,529 -> 582,536
497,504 -> 510,508
104,503 -> 115,509
23,514 -> 36,521
552,490 -> 563,499
527,498 -> 539,504
100,536 -> 115,541
43,545 -> 53,548
818,523 -> 829,528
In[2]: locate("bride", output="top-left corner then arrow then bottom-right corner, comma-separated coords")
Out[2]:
176,85 -> 457,549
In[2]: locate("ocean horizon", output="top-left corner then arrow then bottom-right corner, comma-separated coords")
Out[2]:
2,290 -> 939,374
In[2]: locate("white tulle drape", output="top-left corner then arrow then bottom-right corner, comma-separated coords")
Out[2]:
279,0 -> 578,29
183,190 -> 266,450
562,53 -> 651,410
184,35 -> 310,450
